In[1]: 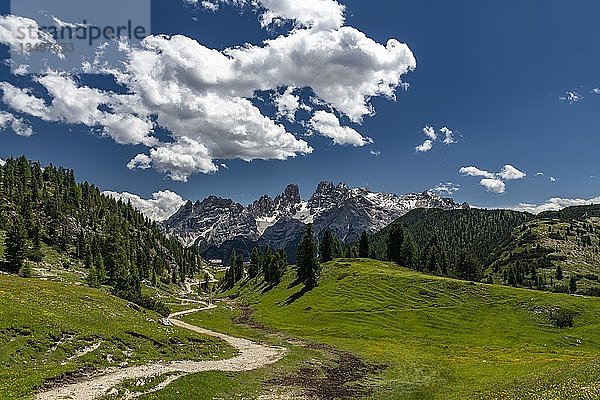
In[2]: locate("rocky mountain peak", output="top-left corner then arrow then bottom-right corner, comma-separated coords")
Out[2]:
163,182 -> 469,258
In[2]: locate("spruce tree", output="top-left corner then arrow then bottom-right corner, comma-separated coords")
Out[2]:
5,215 -> 27,274
386,224 -> 404,264
249,247 -> 261,278
556,265 -> 563,280
569,276 -> 577,294
296,224 -> 320,287
400,233 -> 418,269
319,229 -> 336,263
359,231 -> 370,258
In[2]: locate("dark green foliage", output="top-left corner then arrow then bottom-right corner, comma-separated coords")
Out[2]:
0,156 -> 198,312
319,229 -> 338,262
556,265 -> 563,280
248,247 -> 261,278
455,251 -> 482,282
296,224 -> 320,287
549,308 -> 575,328
374,208 -> 530,269
385,224 -> 404,264
569,276 -> 578,293
222,249 -> 244,290
4,215 -> 27,273
538,204 -> 600,221
358,231 -> 370,258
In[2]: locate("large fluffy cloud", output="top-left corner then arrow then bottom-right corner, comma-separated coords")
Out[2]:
513,196 -> 600,214
0,3 -> 415,181
0,74 -> 155,145
103,190 -> 186,221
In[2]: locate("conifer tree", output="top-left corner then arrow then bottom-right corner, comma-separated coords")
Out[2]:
319,229 -> 336,263
359,231 -> 370,258
5,215 -> 27,274
400,233 -> 418,269
569,276 -> 577,293
249,247 -> 261,278
556,265 -> 563,280
296,224 -> 320,287
386,224 -> 404,264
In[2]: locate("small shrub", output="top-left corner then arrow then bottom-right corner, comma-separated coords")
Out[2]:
549,308 -> 575,328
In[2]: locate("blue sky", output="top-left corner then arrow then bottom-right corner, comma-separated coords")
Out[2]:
1,0 -> 599,217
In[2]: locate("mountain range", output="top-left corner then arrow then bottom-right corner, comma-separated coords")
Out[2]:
162,181 -> 469,260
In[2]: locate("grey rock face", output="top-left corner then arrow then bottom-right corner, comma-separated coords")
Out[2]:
163,182 -> 469,257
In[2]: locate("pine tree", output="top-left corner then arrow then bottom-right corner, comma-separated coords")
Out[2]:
386,224 -> 404,264
556,265 -> 563,280
319,229 -> 336,263
249,247 -> 261,278
28,222 -> 44,262
5,215 -> 28,274
569,276 -> 577,294
233,251 -> 244,282
359,231 -> 370,258
456,251 -> 482,282
270,249 -> 287,284
400,233 -> 417,269
296,224 -> 320,287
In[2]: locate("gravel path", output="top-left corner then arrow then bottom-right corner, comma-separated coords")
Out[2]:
37,305 -> 287,400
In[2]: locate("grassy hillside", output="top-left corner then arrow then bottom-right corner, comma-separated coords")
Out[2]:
213,259 -> 600,399
0,275 -> 235,400
491,205 -> 600,295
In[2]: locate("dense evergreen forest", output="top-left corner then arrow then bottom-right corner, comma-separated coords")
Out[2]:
0,156 -> 202,314
365,208 -> 532,278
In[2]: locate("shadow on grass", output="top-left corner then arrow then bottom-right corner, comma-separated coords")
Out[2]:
285,284 -> 312,306
288,278 -> 303,289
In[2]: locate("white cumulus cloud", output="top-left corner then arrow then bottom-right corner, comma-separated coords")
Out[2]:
460,164 -> 526,195
497,164 -> 526,180
415,139 -> 433,153
197,0 -> 345,31
309,110 -> 371,146
274,86 -> 301,121
560,90 -> 582,104
459,166 -> 495,179
423,125 -> 437,140
103,190 -> 186,221
0,15 -> 63,58
440,127 -> 457,145
415,124 -> 458,153
480,178 -> 506,194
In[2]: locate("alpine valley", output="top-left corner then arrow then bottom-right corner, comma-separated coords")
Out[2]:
162,182 -> 469,261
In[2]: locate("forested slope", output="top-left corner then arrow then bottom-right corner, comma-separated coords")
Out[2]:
0,156 -> 202,310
